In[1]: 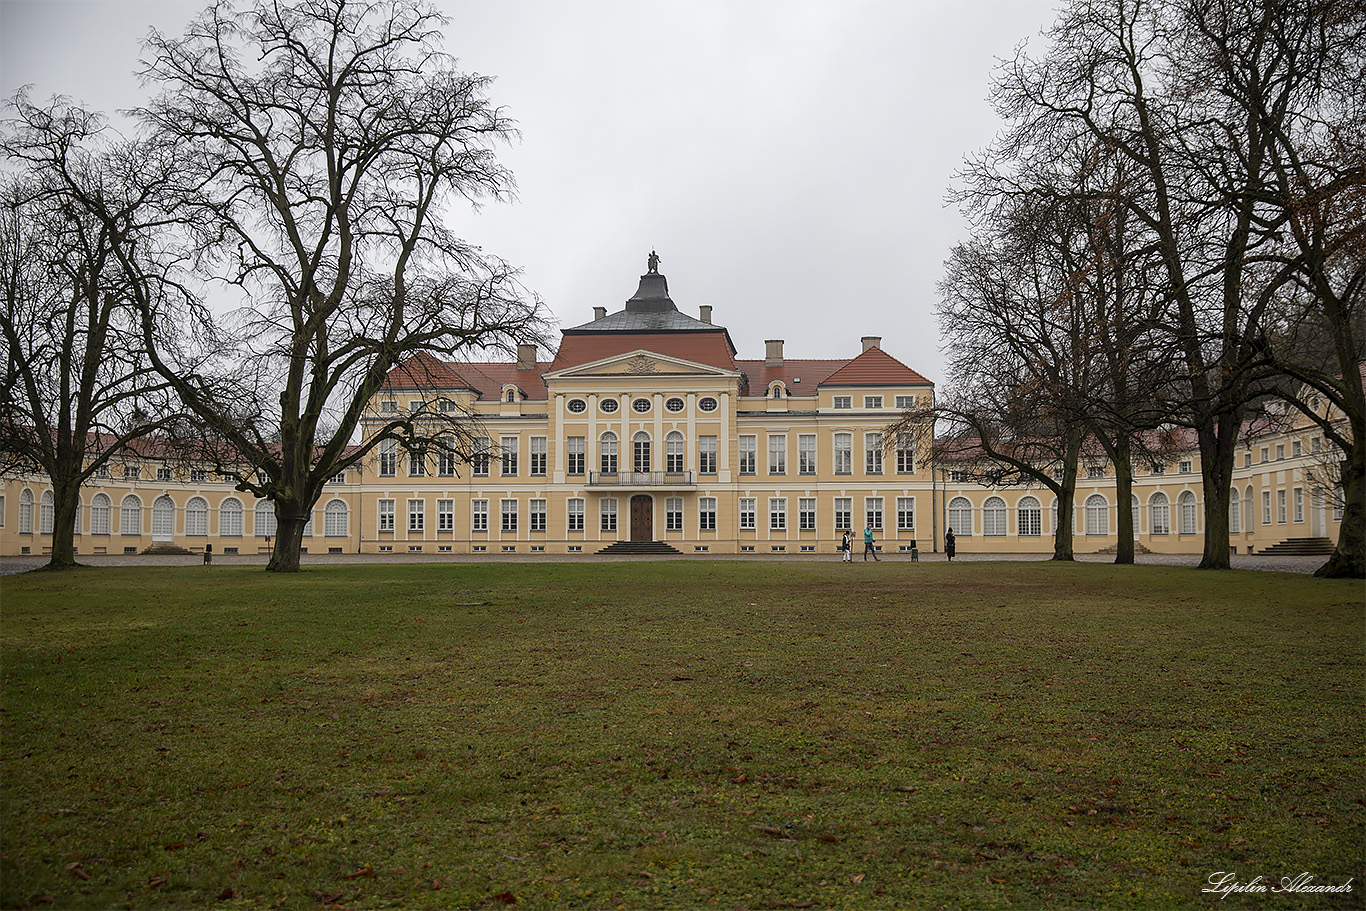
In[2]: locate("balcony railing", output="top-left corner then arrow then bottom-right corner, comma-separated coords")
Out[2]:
588,470 -> 695,488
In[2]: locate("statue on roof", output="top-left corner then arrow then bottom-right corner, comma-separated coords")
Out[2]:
647,250 -> 661,274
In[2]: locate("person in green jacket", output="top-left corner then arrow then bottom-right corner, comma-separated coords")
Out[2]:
863,524 -> 880,562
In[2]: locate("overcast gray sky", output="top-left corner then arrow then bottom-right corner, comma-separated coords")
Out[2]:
2,0 -> 1061,385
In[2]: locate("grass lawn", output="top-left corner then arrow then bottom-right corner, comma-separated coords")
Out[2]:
1,561 -> 1362,910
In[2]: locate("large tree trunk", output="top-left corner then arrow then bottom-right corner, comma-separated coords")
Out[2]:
1112,440 -> 1135,565
41,475 -> 82,571
1051,438 -> 1080,561
1317,448 -> 1365,579
266,500 -> 309,573
1197,416 -> 1240,570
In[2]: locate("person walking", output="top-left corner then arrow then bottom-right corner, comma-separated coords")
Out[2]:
863,523 -> 880,561
841,529 -> 853,563
203,543 -> 213,565
945,528 -> 956,561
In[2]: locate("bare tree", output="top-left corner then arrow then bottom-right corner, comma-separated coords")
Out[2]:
130,0 -> 546,572
0,97 -> 184,570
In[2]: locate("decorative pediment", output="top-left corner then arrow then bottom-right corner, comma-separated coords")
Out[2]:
543,349 -> 741,381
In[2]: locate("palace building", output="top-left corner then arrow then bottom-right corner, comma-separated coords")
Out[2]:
0,259 -> 1348,560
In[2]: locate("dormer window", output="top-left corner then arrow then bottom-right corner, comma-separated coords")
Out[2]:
769,382 -> 786,398
506,389 -> 516,403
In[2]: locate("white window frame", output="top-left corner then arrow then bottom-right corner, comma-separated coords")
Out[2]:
948,496 -> 972,536
408,498 -> 425,532
865,497 -> 883,531
567,498 -> 585,532
698,497 -> 717,532
798,434 -> 816,474
377,499 -> 395,533
530,498 -> 547,532
739,498 -> 757,531
800,497 -> 817,531
501,499 -> 518,532
769,497 -> 787,531
834,497 -> 852,531
738,436 -> 757,474
768,435 -> 786,475
1016,496 -> 1040,536
897,496 -> 915,531
472,499 -> 489,532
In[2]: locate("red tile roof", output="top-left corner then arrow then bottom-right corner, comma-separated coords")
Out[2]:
381,351 -> 477,391
818,346 -> 933,387
735,359 -> 851,391
549,331 -> 738,373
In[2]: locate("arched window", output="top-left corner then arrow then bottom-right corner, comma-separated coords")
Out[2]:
1017,496 -> 1041,536
599,432 -> 618,475
120,494 -> 142,535
1229,488 -> 1241,534
186,497 -> 209,536
505,387 -> 517,403
18,488 -> 33,534
254,502 -> 277,537
982,496 -> 1006,536
1244,485 -> 1254,533
633,431 -> 651,473
220,497 -> 243,536
73,495 -> 81,536
39,490 -> 54,535
1084,494 -> 1109,535
665,431 -> 685,473
153,495 -> 176,540
1132,494 -> 1140,538
947,496 -> 972,536
91,493 -> 111,535
769,382 -> 785,398
1150,492 -> 1170,535
1050,497 -> 1058,534
325,499 -> 349,537
1179,491 -> 1198,535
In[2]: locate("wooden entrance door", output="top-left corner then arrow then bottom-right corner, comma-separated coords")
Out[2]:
630,495 -> 653,543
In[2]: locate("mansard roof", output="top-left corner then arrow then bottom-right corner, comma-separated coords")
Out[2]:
819,345 -> 932,387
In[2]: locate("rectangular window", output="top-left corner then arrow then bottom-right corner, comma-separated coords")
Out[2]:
769,497 -> 787,530
1151,461 -> 1166,474
1277,489 -> 1287,524
379,439 -> 397,476
567,437 -> 586,475
190,469 -> 207,484
698,436 -> 717,474
378,499 -> 395,532
156,466 -> 173,481
799,497 -> 816,531
864,395 -> 882,409
897,497 -> 915,530
798,434 -> 816,474
1262,491 -> 1272,525
1275,445 -> 1285,460
439,446 -> 457,477
1243,453 -> 1252,468
124,465 -> 140,480
1292,440 -> 1302,457
1260,447 -> 1270,463
472,499 -> 488,532
768,435 -> 786,475
738,436 -> 757,474
666,497 -> 683,532
409,447 -> 426,477
501,499 -> 518,532
380,400 -> 397,413
530,437 -> 547,475
739,498 -> 757,530
895,395 -> 915,409
600,498 -> 618,532
437,499 -> 454,532
1179,459 -> 1193,473
698,497 -> 717,531
951,470 -> 968,483
834,497 -> 852,531
866,497 -> 884,530
567,498 -> 585,532
94,465 -> 111,479
833,396 -> 851,409
472,437 -> 490,476
834,433 -> 852,475
1312,436 -> 1322,453
1087,464 -> 1105,479
501,437 -> 518,476
530,498 -> 547,532
865,433 -> 883,474
408,499 -> 424,532
895,433 -> 915,474
1293,487 -> 1304,522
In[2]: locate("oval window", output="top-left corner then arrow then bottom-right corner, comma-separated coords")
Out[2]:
632,398 -> 652,413
665,397 -> 685,413
600,398 -> 619,413
698,397 -> 718,412
567,398 -> 587,413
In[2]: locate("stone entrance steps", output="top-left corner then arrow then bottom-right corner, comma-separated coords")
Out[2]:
1258,537 -> 1335,556
595,541 -> 684,556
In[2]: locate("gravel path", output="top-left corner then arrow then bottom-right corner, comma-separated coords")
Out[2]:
0,551 -> 1335,575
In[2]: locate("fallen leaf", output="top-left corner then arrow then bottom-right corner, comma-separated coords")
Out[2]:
345,864 -> 374,879
850,873 -> 865,884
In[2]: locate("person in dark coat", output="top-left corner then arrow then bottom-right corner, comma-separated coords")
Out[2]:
945,528 -> 956,561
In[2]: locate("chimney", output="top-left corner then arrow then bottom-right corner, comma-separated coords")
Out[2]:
516,343 -> 536,370
861,336 -> 882,352
593,306 -> 607,320
699,305 -> 712,324
765,339 -> 784,366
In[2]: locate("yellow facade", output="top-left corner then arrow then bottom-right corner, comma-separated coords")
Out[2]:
0,267 -> 1346,560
